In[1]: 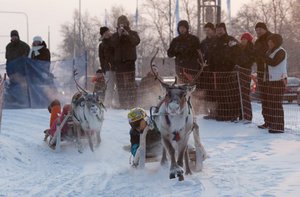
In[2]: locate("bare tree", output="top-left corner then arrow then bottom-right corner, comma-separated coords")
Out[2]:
59,10 -> 102,72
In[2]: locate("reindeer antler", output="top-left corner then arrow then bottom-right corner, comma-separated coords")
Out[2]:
150,48 -> 170,87
73,69 -> 88,94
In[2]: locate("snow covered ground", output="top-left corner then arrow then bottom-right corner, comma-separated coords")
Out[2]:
0,105 -> 300,197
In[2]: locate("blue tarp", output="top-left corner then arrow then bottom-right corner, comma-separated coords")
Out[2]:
4,57 -> 56,109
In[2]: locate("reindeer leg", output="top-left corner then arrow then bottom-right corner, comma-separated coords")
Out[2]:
162,138 -> 178,179
96,121 -> 103,147
160,148 -> 168,167
192,122 -> 207,171
74,124 -> 83,153
176,144 -> 186,181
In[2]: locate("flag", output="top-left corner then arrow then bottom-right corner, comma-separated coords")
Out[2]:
135,0 -> 139,26
175,0 -> 180,35
105,9 -> 108,26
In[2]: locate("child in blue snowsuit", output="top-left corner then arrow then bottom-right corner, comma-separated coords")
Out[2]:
128,108 -> 161,158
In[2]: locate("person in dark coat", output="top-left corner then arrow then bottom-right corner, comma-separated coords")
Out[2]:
200,22 -> 216,67
209,23 -> 240,121
29,36 -> 51,62
99,26 -> 119,108
111,15 -> 140,109
200,22 -> 217,119
5,30 -> 30,63
99,27 -> 115,74
236,32 -> 256,122
254,22 -> 273,129
167,20 -> 202,82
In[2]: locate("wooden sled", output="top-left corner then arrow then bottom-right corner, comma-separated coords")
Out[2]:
44,112 -> 97,153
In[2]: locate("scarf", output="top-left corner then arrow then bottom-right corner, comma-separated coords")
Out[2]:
28,46 -> 43,58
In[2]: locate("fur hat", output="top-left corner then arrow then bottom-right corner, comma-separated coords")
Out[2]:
204,22 -> 215,30
117,15 -> 130,27
100,26 -> 109,36
10,30 -> 19,38
241,32 -> 253,43
267,34 -> 283,48
216,23 -> 227,33
255,22 -> 268,31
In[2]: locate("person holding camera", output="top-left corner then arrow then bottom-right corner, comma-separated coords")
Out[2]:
111,15 -> 140,109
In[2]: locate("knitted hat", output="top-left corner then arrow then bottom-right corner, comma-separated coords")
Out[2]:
100,26 -> 109,36
117,15 -> 130,26
10,30 -> 19,38
96,69 -> 103,74
241,32 -> 253,43
204,22 -> 215,30
255,22 -> 268,31
216,23 -> 227,33
33,36 -> 43,43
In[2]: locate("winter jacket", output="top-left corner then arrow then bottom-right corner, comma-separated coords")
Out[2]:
266,47 -> 287,81
130,124 -> 161,157
236,43 -> 255,69
209,34 -> 240,72
111,28 -> 140,72
30,42 -> 51,62
254,31 -> 273,72
92,75 -> 106,101
98,38 -> 115,73
5,39 -> 30,63
167,33 -> 201,70
200,36 -> 217,70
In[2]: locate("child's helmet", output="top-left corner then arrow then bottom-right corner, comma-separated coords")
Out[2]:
128,108 -> 147,123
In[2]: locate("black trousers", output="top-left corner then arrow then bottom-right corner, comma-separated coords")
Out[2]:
257,73 -> 269,124
214,72 -> 240,121
239,68 -> 252,121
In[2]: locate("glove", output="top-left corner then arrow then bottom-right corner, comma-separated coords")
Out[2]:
147,118 -> 155,130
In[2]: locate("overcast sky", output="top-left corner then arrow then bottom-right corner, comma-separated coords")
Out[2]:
0,0 -> 252,63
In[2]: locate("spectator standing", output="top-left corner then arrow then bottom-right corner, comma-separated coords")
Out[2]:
264,34 -> 287,133
236,32 -> 255,122
98,26 -> 119,108
167,20 -> 202,82
200,22 -> 217,119
111,15 -> 140,109
254,22 -> 273,129
5,30 -> 30,63
209,23 -> 240,121
29,36 -> 51,62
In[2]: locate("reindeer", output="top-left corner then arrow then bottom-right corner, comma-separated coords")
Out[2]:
71,70 -> 105,152
150,50 -> 208,181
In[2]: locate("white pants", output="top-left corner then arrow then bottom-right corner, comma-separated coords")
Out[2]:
104,71 -> 119,108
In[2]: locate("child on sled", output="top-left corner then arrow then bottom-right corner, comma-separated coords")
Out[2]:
44,99 -> 72,149
127,108 -> 162,167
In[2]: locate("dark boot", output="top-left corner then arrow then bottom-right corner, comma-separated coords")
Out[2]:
268,129 -> 284,134
258,123 -> 269,129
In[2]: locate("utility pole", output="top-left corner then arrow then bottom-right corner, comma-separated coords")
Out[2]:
197,0 -> 201,39
48,26 -> 50,51
169,0 -> 172,44
79,0 -> 82,53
